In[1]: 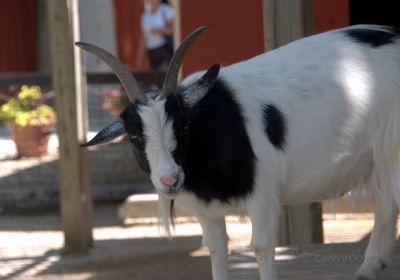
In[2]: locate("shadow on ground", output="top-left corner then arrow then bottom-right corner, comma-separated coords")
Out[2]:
1,236 -> 209,280
230,236 -> 400,280
0,203 -> 127,231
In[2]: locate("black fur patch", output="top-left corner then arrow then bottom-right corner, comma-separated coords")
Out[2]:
345,26 -> 399,47
164,94 -> 189,166
181,79 -> 256,202
121,104 -> 151,174
263,104 -> 286,150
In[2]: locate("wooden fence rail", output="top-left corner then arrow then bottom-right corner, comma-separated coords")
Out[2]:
0,71 -> 164,88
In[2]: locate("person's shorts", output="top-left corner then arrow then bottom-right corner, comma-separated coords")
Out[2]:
147,44 -> 173,71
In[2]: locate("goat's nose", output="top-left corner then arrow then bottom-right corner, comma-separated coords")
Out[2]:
160,175 -> 178,188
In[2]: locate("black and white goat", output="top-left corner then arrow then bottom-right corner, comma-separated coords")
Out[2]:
78,25 -> 400,280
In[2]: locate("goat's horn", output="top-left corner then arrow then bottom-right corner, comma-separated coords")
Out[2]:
81,118 -> 126,147
162,26 -> 207,96
75,42 -> 146,104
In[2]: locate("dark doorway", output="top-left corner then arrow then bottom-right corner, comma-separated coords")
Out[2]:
350,0 -> 400,28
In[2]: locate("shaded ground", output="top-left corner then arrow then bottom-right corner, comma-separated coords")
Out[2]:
230,242 -> 400,280
0,204 -> 213,280
1,203 -> 399,280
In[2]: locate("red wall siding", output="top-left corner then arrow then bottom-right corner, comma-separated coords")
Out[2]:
314,0 -> 349,33
113,0 -> 349,75
0,0 -> 37,72
180,0 -> 264,76
113,0 -> 150,70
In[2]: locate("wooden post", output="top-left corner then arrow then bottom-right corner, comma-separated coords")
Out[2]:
262,0 -> 323,245
171,0 -> 182,81
263,0 -> 276,51
47,0 -> 93,252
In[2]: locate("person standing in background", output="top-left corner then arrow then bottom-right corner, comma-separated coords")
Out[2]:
135,0 -> 175,71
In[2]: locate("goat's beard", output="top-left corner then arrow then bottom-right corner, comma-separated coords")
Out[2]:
170,199 -> 176,229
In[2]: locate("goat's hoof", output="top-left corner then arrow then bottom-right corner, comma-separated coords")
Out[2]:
355,269 -> 379,280
355,258 -> 386,280
355,270 -> 379,280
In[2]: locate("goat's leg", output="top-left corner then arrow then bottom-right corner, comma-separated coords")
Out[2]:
355,199 -> 398,280
247,197 -> 280,280
197,215 -> 229,280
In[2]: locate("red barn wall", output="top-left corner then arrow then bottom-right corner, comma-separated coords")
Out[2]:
314,0 -> 349,33
0,0 -> 350,74
180,0 -> 265,76
113,0 -> 350,75
113,0 -> 150,70
0,0 -> 37,72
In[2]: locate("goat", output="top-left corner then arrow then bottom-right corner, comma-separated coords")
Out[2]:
78,25 -> 400,280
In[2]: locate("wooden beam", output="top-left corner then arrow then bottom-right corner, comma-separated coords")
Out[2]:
287,203 -> 323,244
171,0 -> 182,81
263,0 -> 323,246
47,0 -> 93,252
263,0 -> 314,49
0,71 -> 165,87
275,0 -> 304,45
263,0 -> 276,51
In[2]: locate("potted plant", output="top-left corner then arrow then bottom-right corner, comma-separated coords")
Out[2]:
100,89 -> 129,117
0,85 -> 56,157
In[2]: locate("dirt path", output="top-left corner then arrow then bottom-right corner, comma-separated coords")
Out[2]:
0,204 -> 385,280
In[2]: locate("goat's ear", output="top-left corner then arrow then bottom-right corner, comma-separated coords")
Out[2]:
81,118 -> 126,147
182,64 -> 220,106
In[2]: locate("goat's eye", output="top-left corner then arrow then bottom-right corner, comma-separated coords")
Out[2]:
129,135 -> 143,144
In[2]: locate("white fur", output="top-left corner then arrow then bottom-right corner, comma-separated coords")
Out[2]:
139,25 -> 400,280
139,99 -> 184,197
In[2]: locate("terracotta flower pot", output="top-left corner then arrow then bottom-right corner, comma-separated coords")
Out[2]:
9,123 -> 54,157
110,108 -> 124,117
